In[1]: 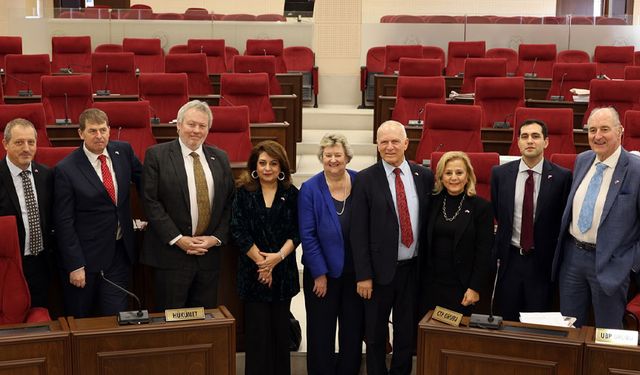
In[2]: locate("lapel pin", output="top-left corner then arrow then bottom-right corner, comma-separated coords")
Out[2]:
547,174 -> 552,179
414,171 -> 419,176
280,197 -> 285,201
614,180 -> 620,184
115,151 -> 120,155
34,168 -> 38,173
464,209 -> 470,214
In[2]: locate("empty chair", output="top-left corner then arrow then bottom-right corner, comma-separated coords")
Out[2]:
51,36 -> 92,73
0,103 -> 51,148
583,79 -> 640,126
549,153 -> 577,171
391,76 -> 446,126
361,46 -> 385,105
3,54 -> 50,95
95,43 -> 123,53
557,49 -> 590,63
245,39 -> 287,73
623,110 -> 640,151
446,41 -> 486,76
91,52 -> 138,95
123,38 -> 165,73
546,63 -> 597,101
187,39 -> 227,73
414,103 -> 483,162
138,73 -> 189,123
465,16 -> 493,23
383,45 -> 423,74
0,80 -> 3,104
635,51 -> 640,66
41,75 -> 94,124
33,146 -> 76,167
509,107 -> 575,156
233,55 -> 282,95
593,45 -> 635,79
430,151 -> 499,201
625,66 -> 640,80
169,45 -> 188,54
256,14 -> 286,22
207,105 -> 252,162
131,3 -> 152,9
474,77 -> 525,128
398,58 -> 442,77
461,58 -> 507,93
516,44 -> 557,78
219,73 -> 275,123
283,46 -> 318,106
222,14 -> 257,21
165,54 -> 211,95
485,48 -> 518,75
184,9 -> 210,20
421,46 -> 446,70
225,46 -> 239,72
0,36 -> 22,71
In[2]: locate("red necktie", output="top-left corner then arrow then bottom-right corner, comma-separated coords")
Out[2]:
98,154 -> 116,204
520,170 -> 534,253
393,168 -> 413,248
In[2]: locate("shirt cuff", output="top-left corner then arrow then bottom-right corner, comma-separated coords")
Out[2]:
211,236 -> 222,246
169,234 -> 183,246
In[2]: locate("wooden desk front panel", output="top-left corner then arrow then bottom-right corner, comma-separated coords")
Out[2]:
583,327 -> 640,375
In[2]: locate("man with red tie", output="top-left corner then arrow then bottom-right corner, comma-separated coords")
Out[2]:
54,108 -> 142,318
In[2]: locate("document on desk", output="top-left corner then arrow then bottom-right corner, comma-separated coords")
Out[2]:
519,312 -> 576,328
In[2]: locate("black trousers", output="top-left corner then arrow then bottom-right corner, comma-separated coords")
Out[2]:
244,299 -> 292,375
304,269 -> 364,375
153,264 -> 219,311
22,252 -> 50,308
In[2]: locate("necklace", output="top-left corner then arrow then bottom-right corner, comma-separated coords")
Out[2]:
325,172 -> 348,216
442,193 -> 465,222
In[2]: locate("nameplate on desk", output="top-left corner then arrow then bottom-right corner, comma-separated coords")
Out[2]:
165,307 -> 205,322
595,328 -> 639,346
431,306 -> 463,327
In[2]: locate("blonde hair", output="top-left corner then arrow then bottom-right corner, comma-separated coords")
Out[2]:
433,151 -> 477,196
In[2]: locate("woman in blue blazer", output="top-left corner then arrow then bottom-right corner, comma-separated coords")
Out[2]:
299,133 -> 363,375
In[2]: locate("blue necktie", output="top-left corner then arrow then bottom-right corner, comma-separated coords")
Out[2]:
577,162 -> 608,233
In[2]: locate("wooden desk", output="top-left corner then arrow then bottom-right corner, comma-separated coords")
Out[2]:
582,326 -> 640,375
67,308 -> 235,375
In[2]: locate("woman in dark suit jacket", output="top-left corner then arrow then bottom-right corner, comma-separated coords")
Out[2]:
231,141 -> 300,375
299,133 -> 363,375
421,151 -> 494,316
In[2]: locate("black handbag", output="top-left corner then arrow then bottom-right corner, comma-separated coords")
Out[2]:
288,311 -> 302,351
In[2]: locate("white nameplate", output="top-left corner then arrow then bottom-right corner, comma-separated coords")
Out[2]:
431,306 -> 463,327
595,328 -> 638,346
165,307 -> 205,322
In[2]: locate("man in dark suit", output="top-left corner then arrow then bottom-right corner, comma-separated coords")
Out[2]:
553,107 -> 640,328
491,119 -> 572,321
0,118 -> 53,308
141,100 -> 234,310
351,120 -> 434,375
54,108 -> 142,318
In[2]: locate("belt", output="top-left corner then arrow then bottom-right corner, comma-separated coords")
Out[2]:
510,244 -> 532,256
397,257 -> 417,267
573,236 -> 596,252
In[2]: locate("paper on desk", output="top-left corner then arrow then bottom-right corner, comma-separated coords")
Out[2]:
449,91 -> 475,99
519,312 -> 576,328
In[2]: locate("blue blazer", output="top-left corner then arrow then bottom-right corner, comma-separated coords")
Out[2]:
299,169 -> 357,279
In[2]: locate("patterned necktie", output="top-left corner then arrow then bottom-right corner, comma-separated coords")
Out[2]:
98,154 -> 116,204
393,168 -> 413,248
578,162 -> 608,233
191,152 -> 211,236
520,170 -> 534,253
20,170 -> 43,256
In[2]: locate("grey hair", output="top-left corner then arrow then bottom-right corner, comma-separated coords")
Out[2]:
4,118 -> 37,142
177,100 -> 213,129
377,120 -> 407,141
317,133 -> 354,163
588,106 -> 622,128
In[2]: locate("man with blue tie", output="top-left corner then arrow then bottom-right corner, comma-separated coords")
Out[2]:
553,107 -> 640,328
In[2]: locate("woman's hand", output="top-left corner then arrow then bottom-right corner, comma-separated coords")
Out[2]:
461,288 -> 480,306
258,251 -> 282,272
313,275 -> 328,298
257,268 -> 272,288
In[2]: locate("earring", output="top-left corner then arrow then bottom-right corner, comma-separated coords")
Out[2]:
251,170 -> 259,179
278,172 -> 285,181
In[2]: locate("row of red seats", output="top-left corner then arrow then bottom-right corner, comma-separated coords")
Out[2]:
56,6 -> 287,22
379,15 -> 629,25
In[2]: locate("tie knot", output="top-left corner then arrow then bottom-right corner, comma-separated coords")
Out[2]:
393,168 -> 402,176
527,169 -> 534,177
20,170 -> 31,177
190,152 -> 199,159
595,162 -> 607,173
98,154 -> 107,163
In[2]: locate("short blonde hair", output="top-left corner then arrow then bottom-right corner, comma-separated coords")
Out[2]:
317,133 -> 353,163
433,151 -> 477,196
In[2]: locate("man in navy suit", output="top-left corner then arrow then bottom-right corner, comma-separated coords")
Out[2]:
54,108 -> 142,318
553,107 -> 640,328
491,119 -> 571,321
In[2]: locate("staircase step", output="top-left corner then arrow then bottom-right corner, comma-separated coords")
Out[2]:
303,105 -> 373,131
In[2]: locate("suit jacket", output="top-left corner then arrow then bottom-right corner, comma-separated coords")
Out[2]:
54,141 -> 142,274
491,159 -> 572,280
350,161 -> 434,285
298,169 -> 358,279
140,140 -> 234,270
552,149 -> 640,295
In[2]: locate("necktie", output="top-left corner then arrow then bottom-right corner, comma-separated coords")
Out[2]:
520,170 -> 534,253
98,154 -> 116,204
20,170 -> 43,256
393,168 -> 413,248
191,152 -> 211,235
578,162 -> 608,233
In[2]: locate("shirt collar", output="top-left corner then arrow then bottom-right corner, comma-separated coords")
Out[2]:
382,158 -> 410,177
518,158 -> 544,175
593,145 -> 622,170
83,143 -> 110,163
178,138 -> 204,159
6,158 -> 32,177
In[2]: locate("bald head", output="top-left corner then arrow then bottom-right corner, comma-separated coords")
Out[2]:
587,107 -> 623,161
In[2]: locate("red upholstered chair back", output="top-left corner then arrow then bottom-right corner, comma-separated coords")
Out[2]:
446,41 -> 486,77
461,58 -> 507,93
391,76 -> 445,125
622,110 -> 640,151
245,39 -> 287,73
233,55 -> 282,95
120,8 -> 153,19
398,58 -> 442,77
123,38 -> 165,73
207,105 -> 252,162
557,49 -> 590,63
184,9 -> 210,20
165,54 -> 211,95
0,104 -> 51,152
225,46 -> 239,73
41,75 -> 94,124
510,107 -> 575,156
93,101 -> 155,161
426,15 -> 459,23
220,73 -> 275,123
421,46 -> 446,69
383,45 -> 423,74
391,15 -> 424,23
366,46 -> 386,73
154,13 -> 184,20
625,66 -> 640,80
95,44 -> 124,53
593,45 -> 635,79
465,16 -> 492,23
169,45 -> 188,54
33,147 -> 76,167
414,103 -> 483,162
549,153 -> 577,171
546,63 -> 597,102
474,77 -> 525,128
51,36 -> 92,73
3,54 -> 50,95
635,51 -> 640,66
131,3 -> 152,9
138,73 -> 189,123
583,79 -> 640,126
516,44 -> 557,78
430,151 -> 499,201
543,16 -> 568,24
485,48 -> 518,75
0,215 -> 31,324
256,14 -> 287,22
187,39 -> 227,73
222,14 -> 257,21
91,52 -> 138,95
283,46 -> 314,72
570,16 -> 594,25
596,16 -> 627,25
0,36 -> 22,71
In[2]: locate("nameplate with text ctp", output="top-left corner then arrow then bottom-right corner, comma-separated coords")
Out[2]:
165,307 -> 206,322
431,306 -> 463,327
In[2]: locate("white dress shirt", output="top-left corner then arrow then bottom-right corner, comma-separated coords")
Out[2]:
83,143 -> 121,240
510,159 -> 543,247
6,159 -> 41,256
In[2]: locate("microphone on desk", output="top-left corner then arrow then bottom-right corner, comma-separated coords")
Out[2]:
469,259 -> 503,329
262,48 -> 267,56
200,45 -> 204,54
148,105 -> 161,124
408,107 -> 424,126
550,72 -> 567,101
456,54 -> 469,77
100,270 -> 150,325
4,72 -> 33,97
135,67 -> 140,77
59,63 -> 90,74
493,113 -> 513,129
96,64 -> 111,96
116,126 -> 122,140
524,57 -> 538,78
55,93 -> 71,125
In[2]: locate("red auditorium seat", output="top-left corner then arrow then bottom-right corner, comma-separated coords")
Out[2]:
426,15 -> 459,23
421,46 -> 446,70
0,104 -> 52,150
51,36 -> 92,73
119,8 -> 153,19
211,14 -> 225,21
138,73 -> 188,123
225,46 -> 239,72
361,46 -> 385,106
245,39 -> 287,73
0,80 -> 3,104
391,15 -> 424,23
379,15 -> 394,23
625,66 -> 640,80
283,46 -> 319,107
0,216 -> 51,325
543,16 -> 568,24
41,75 -> 94,124
91,52 -> 138,95
383,45 -> 423,75
474,77 -> 525,128
93,101 -> 156,162
510,107 -> 575,156
583,79 -> 640,126
0,36 -> 22,71
494,16 -> 524,24
207,105 -> 253,162
131,4 -> 152,9
446,41 -> 486,77
3,54 -> 50,96
123,38 -> 165,73
516,44 -> 556,78
570,16 -> 594,25
222,14 -> 257,21
414,103 -> 483,162
546,63 -> 597,102
95,44 -> 123,53
398,58 -> 442,77
430,151 -> 499,202
557,49 -> 590,63
154,13 -> 184,20
635,51 -> 640,66
485,48 -> 518,75
219,73 -> 275,123
169,45 -> 188,54
593,45 -> 635,79
549,153 -> 577,171
523,16 -> 542,24
33,147 -> 76,167
465,16 -> 493,23
461,58 -> 507,93
165,54 -> 211,95
184,9 -> 210,20
596,16 -> 627,25
623,110 -> 640,151
626,294 -> 640,332
391,76 -> 445,126
233,55 -> 282,95
187,39 -> 227,73
256,14 -> 287,22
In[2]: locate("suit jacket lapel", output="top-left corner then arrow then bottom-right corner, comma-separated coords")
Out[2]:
0,160 -> 21,214
169,141 -> 190,209
504,162 -> 518,228
75,148 -> 112,203
32,163 -> 48,223
107,144 -> 127,205
453,195 -> 473,250
600,150 -> 628,225
319,176 -> 343,239
375,162 -> 396,213
534,160 -> 553,222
